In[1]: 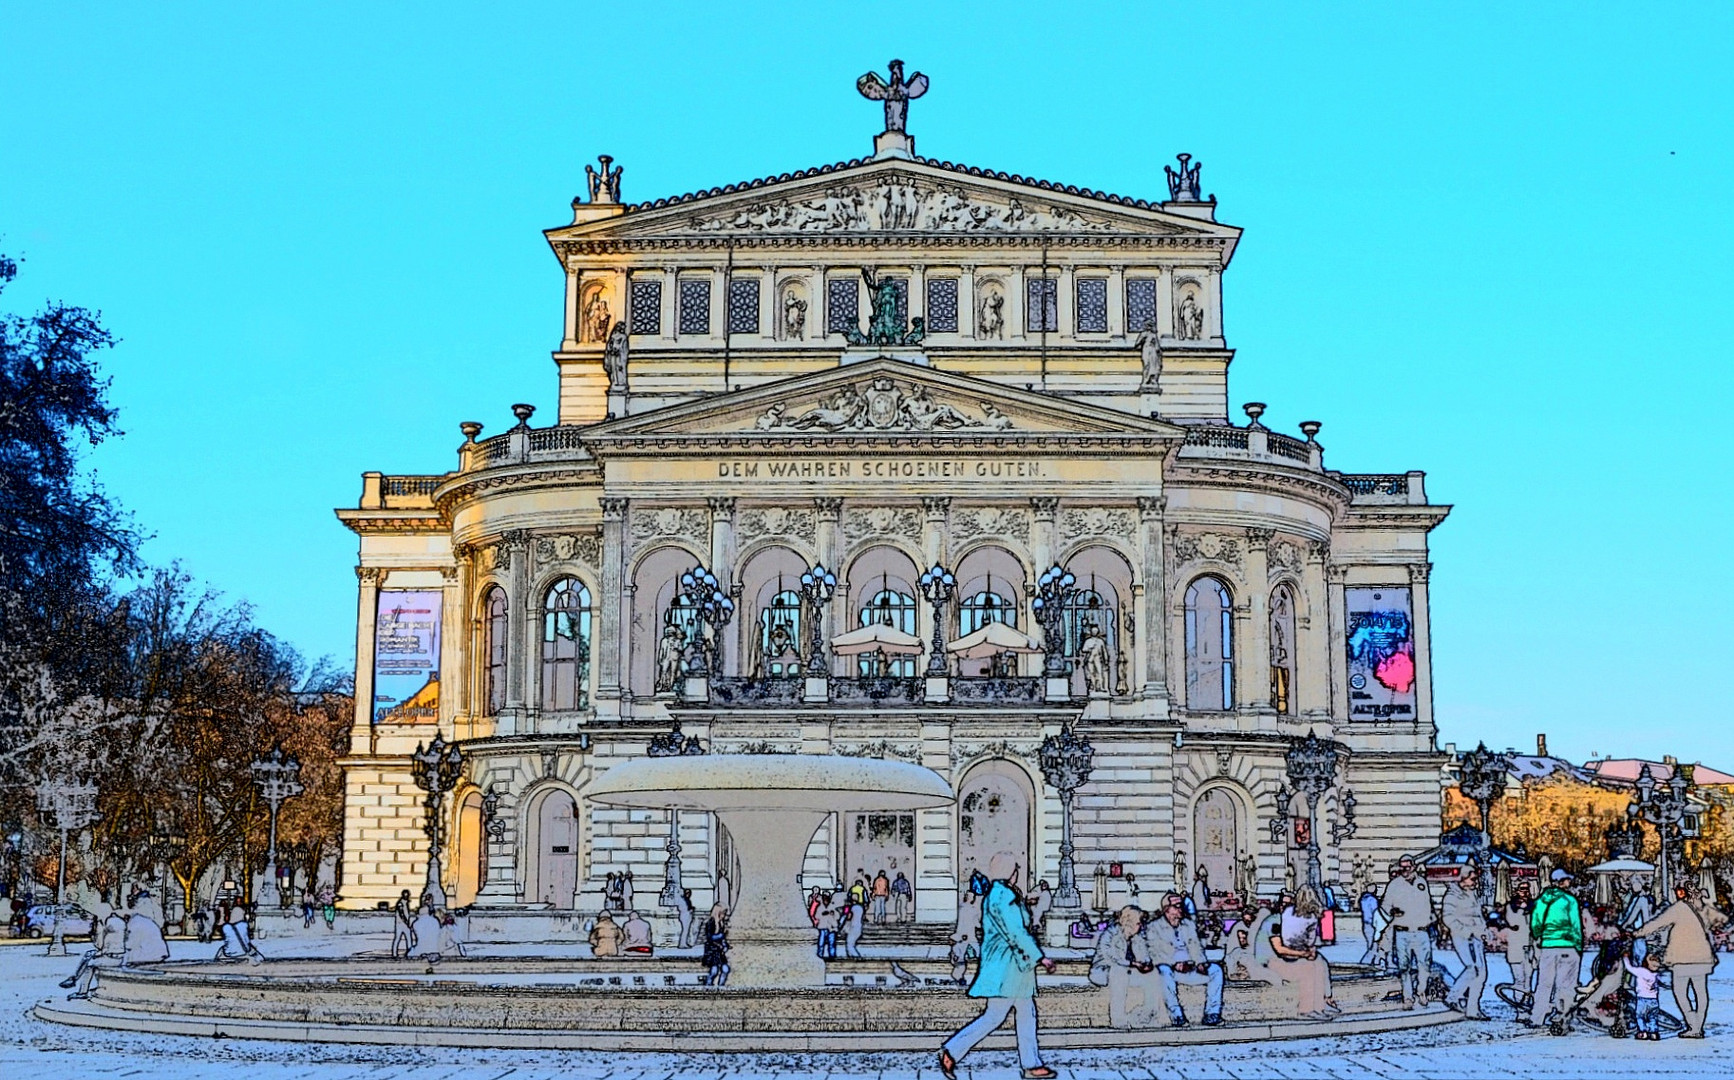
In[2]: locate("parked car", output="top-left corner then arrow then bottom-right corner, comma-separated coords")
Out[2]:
23,903 -> 94,939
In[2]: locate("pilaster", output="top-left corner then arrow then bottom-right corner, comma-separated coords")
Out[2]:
502,530 -> 531,733
1244,528 -> 1273,712
709,497 -> 739,675
1326,560 -> 1349,725
1299,540 -> 1331,722
351,567 -> 381,755
815,497 -> 843,675
1136,497 -> 1169,701
1409,561 -> 1436,739
597,498 -> 629,708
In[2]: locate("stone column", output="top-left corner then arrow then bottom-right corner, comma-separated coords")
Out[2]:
1057,264 -> 1075,338
1136,497 -> 1169,701
562,264 -> 580,350
1244,528 -> 1274,714
709,498 -> 739,676
1107,266 -> 1126,339
910,263 -> 926,329
661,266 -> 678,342
440,562 -> 462,736
1156,266 -> 1174,339
959,266 -> 976,341
815,498 -> 843,676
502,530 -> 531,734
1009,269 -> 1027,342
351,567 -> 381,754
1409,561 -> 1435,736
1326,561 -> 1350,724
597,498 -> 629,710
1299,540 -> 1331,721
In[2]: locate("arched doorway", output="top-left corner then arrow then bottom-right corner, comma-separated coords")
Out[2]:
452,790 -> 485,907
956,760 -> 1035,890
525,789 -> 579,908
1193,786 -> 1241,901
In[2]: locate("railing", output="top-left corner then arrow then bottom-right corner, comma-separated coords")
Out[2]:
382,476 -> 442,497
1267,432 -> 1311,463
1338,473 -> 1409,497
950,677 -> 1044,706
1183,426 -> 1250,450
479,436 -> 514,464
708,677 -> 803,708
830,677 -> 923,707
528,426 -> 588,453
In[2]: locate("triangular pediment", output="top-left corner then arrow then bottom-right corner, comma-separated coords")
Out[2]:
548,157 -> 1239,244
582,357 -> 1185,444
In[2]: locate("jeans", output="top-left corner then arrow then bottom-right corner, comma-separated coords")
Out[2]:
1158,961 -> 1225,1021
943,995 -> 1042,1070
1393,930 -> 1431,1002
1634,996 -> 1660,1035
816,929 -> 835,958
1447,936 -> 1487,1017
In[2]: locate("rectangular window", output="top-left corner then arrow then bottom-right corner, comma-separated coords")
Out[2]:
678,278 -> 711,335
926,278 -> 959,332
1026,277 -> 1057,333
1126,278 -> 1158,335
827,277 -> 859,336
628,279 -> 661,335
727,278 -> 760,334
1076,278 -> 1108,333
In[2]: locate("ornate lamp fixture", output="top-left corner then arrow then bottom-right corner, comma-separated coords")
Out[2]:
1283,732 -> 1346,890
249,745 -> 305,909
35,777 -> 98,957
1629,762 -> 1694,901
647,722 -> 704,906
798,562 -> 837,675
1039,723 -> 1095,910
680,565 -> 735,676
1456,742 -> 1509,853
1031,564 -> 1078,679
410,734 -> 464,910
918,563 -> 956,677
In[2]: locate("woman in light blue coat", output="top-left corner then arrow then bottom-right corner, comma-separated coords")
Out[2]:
938,852 -> 1057,1080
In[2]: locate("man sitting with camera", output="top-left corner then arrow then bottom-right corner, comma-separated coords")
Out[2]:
1147,891 -> 1225,1026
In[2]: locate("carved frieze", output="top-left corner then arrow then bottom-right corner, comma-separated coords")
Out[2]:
487,529 -> 530,571
1266,538 -> 1303,576
754,377 -> 1014,433
1058,507 -> 1136,542
1171,531 -> 1243,568
630,507 -> 710,544
534,531 -> 603,568
949,740 -> 1041,768
685,179 -> 1128,235
952,507 -> 1031,544
737,507 -> 818,546
833,739 -> 920,763
843,506 -> 921,542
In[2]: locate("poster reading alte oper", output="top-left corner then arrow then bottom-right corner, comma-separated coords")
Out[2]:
372,590 -> 441,724
1344,587 -> 1416,721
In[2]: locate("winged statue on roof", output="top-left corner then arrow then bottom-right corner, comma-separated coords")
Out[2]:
857,59 -> 928,133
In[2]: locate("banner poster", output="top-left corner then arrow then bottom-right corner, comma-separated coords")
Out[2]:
373,590 -> 441,724
1344,586 -> 1416,721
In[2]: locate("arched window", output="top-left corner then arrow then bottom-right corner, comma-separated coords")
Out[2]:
1184,577 -> 1234,711
540,578 -> 592,711
758,590 -> 803,677
859,588 -> 917,676
483,586 -> 507,716
1270,585 -> 1297,715
959,591 -> 1016,636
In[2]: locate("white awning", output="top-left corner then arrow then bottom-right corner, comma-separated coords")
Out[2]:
945,621 -> 1043,659
830,623 -> 926,655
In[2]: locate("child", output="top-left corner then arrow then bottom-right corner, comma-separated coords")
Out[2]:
1624,950 -> 1666,1039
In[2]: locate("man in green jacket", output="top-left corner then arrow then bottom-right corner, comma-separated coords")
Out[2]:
1528,868 -> 1584,1031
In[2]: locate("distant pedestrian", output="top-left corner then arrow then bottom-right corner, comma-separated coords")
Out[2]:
390,889 -> 416,959
1528,868 -> 1583,1031
815,892 -> 839,959
620,870 -> 635,913
192,904 -> 210,942
843,895 -> 865,958
1442,865 -> 1491,1020
588,911 -> 623,957
1637,881 -> 1727,1038
622,910 -> 653,955
871,870 -> 891,924
1028,879 -> 1054,943
700,904 -> 730,986
318,886 -> 337,931
1502,882 -> 1534,994
892,872 -> 913,922
937,852 -> 1057,1080
674,887 -> 696,949
1357,884 -> 1384,966
1379,857 -> 1435,1008
603,872 -> 621,911
301,889 -> 316,929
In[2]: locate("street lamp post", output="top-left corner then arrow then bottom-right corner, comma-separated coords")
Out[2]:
1629,762 -> 1693,902
35,779 -> 98,957
249,746 -> 305,910
1031,564 -> 1078,681
798,562 -> 837,675
1457,742 -> 1509,855
1284,732 -> 1345,891
1039,724 -> 1095,910
679,565 -> 735,677
410,734 -> 465,910
648,724 -> 706,906
918,563 -> 956,677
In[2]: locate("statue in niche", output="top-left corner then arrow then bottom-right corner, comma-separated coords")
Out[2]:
1176,294 -> 1204,341
977,286 -> 1005,340
783,292 -> 807,340
1079,620 -> 1112,695
1135,319 -> 1164,392
846,268 -> 908,346
583,292 -> 612,344
603,322 -> 628,389
655,623 -> 686,692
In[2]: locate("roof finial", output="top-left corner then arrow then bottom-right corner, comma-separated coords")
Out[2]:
1165,153 -> 1203,202
586,154 -> 623,205
858,59 -> 928,160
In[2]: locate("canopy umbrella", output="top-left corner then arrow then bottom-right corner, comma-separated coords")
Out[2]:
945,621 -> 1043,659
829,623 -> 925,656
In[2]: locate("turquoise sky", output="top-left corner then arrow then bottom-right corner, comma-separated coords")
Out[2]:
4,3 -> 1728,767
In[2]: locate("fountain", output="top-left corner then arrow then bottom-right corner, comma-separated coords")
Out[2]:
588,754 -> 953,988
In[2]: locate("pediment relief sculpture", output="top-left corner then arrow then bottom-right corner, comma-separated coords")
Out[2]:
737,507 -> 818,546
952,507 -> 1031,543
1059,507 -> 1136,541
843,507 -> 921,541
754,377 -> 1014,434
1172,530 -> 1244,568
629,507 -> 710,543
680,178 -> 1135,235
534,532 -> 602,568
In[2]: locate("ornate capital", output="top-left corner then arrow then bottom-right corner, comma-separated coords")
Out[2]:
355,566 -> 382,584
1029,496 -> 1060,521
600,496 -> 629,522
1245,527 -> 1275,544
452,542 -> 475,562
813,496 -> 844,520
921,496 -> 951,518
1306,539 -> 1331,563
439,565 -> 460,583
707,497 -> 737,517
1326,563 -> 1349,584
1408,562 -> 1432,584
1135,495 -> 1165,520
501,529 -> 530,552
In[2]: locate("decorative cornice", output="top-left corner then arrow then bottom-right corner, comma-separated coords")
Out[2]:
340,513 -> 446,536
554,234 -> 1229,258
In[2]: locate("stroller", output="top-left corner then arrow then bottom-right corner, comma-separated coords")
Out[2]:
1494,933 -> 1685,1037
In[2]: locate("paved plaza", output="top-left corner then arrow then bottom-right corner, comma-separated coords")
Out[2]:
4,935 -> 1733,1079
